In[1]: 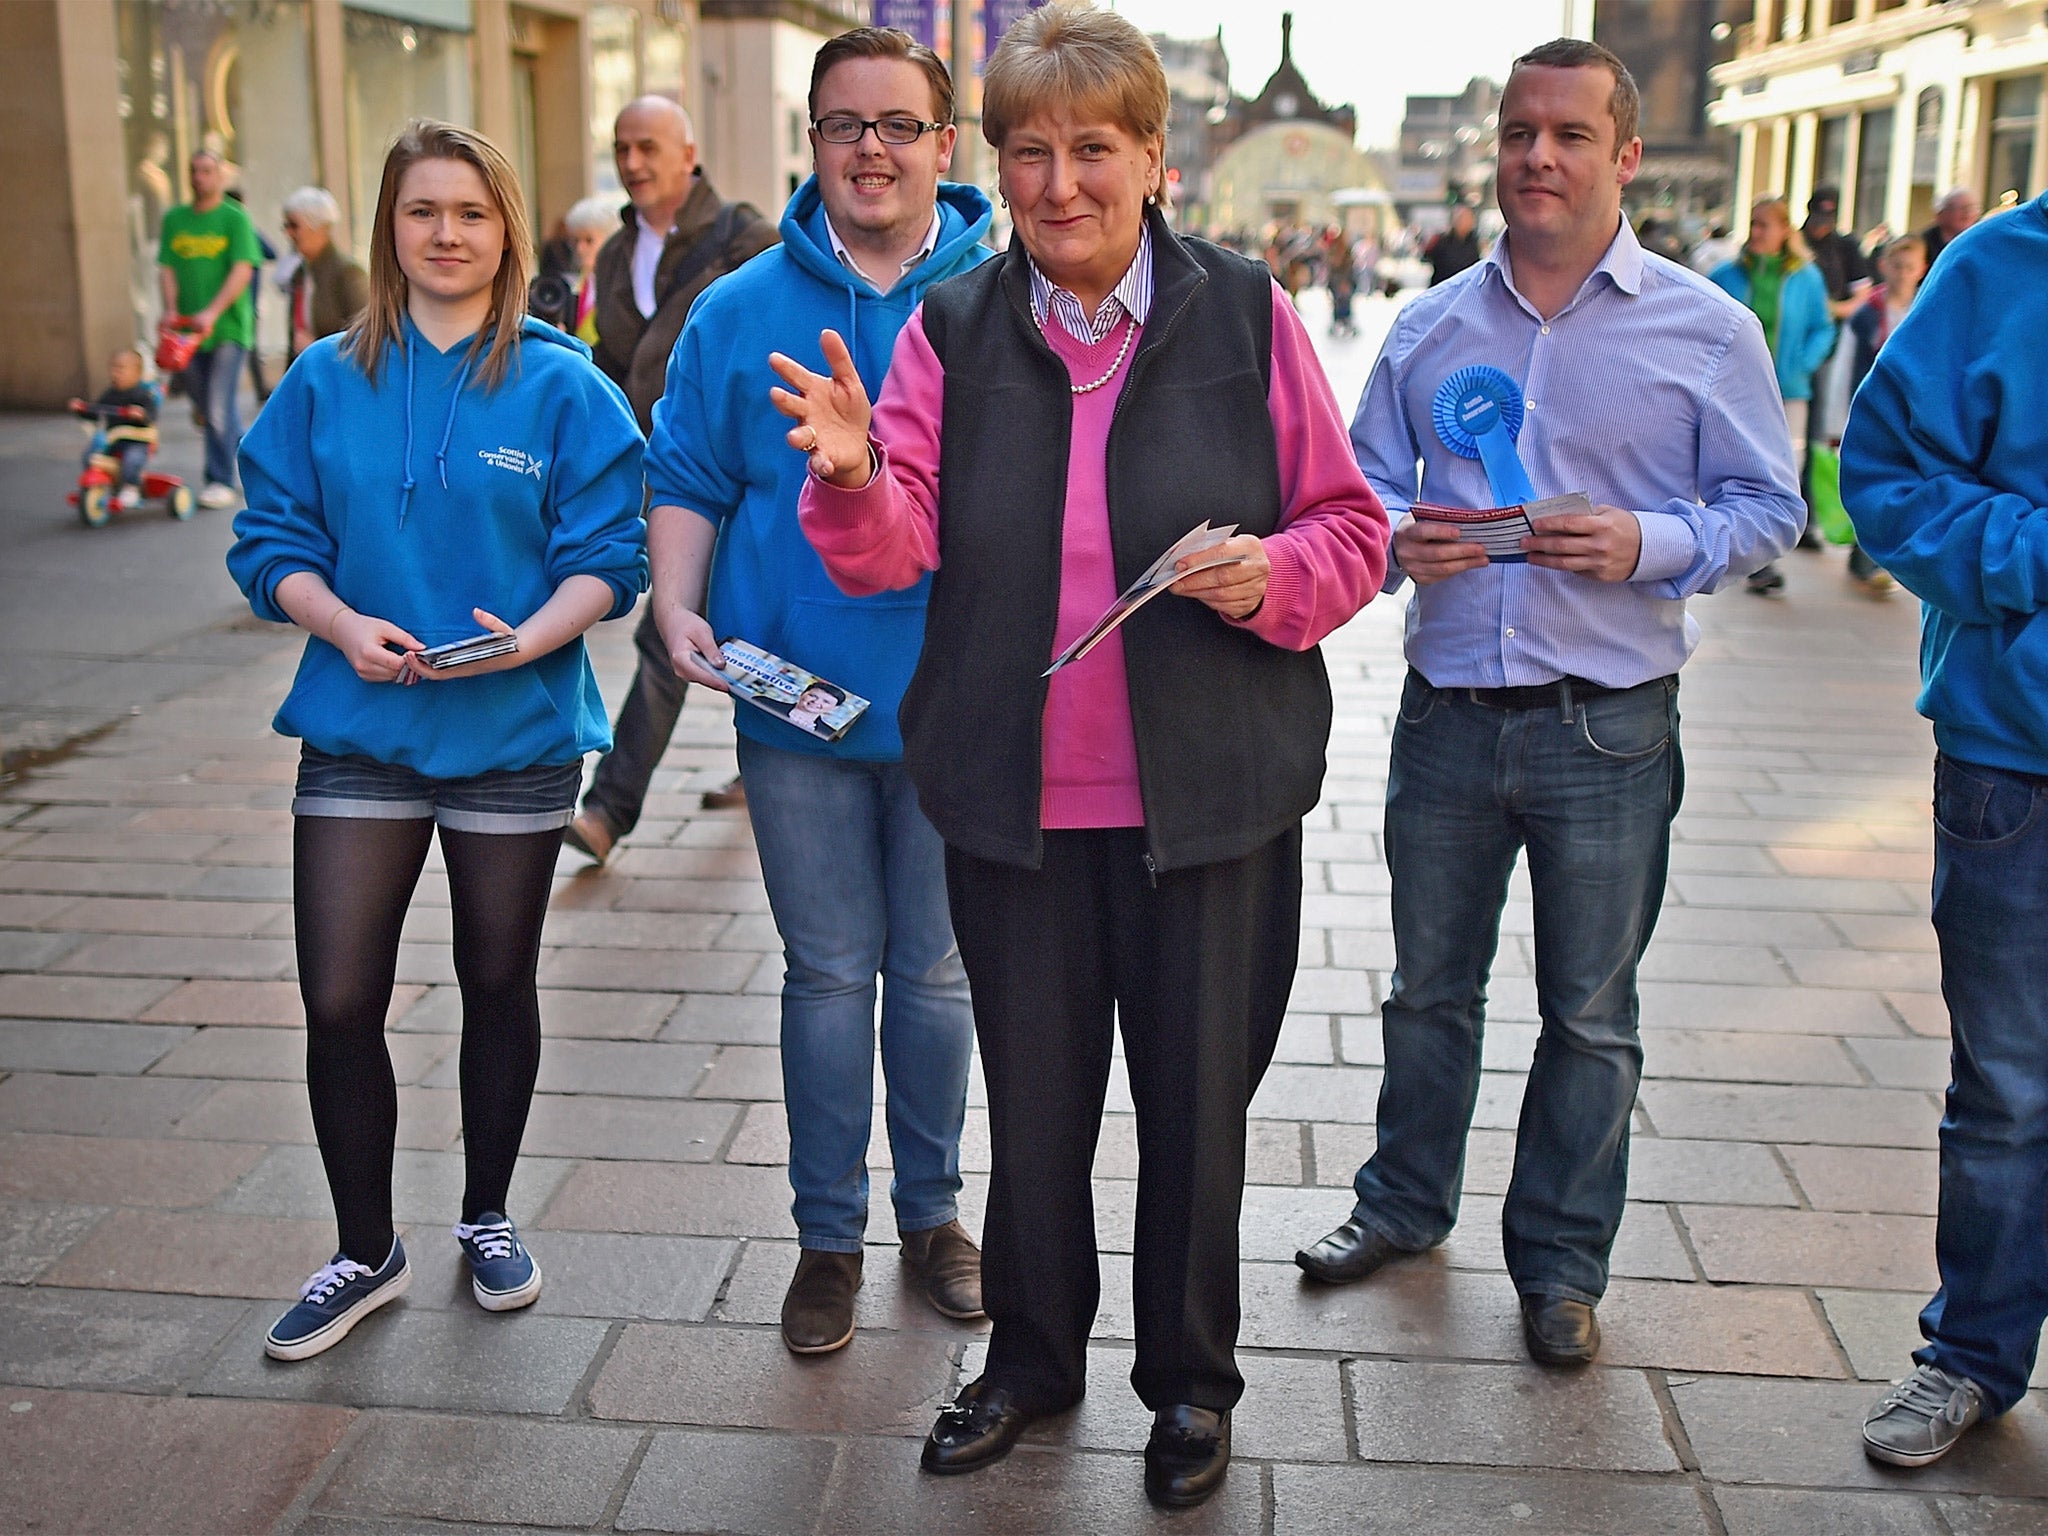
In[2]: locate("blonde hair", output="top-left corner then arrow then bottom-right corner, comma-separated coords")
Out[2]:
982,0 -> 1169,193
346,119 -> 532,391
1748,195 -> 1811,269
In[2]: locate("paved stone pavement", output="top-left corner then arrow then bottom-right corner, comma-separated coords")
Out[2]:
4,300 -> 2047,1533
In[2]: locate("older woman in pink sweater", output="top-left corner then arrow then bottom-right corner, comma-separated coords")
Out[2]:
771,0 -> 1387,1508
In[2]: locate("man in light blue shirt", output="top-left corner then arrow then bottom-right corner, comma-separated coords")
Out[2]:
1296,38 -> 1801,1367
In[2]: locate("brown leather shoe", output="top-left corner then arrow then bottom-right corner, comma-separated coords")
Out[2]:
900,1219 -> 984,1319
781,1248 -> 861,1354
700,774 -> 747,811
562,811 -> 614,864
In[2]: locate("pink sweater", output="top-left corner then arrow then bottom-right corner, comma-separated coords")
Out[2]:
799,279 -> 1388,830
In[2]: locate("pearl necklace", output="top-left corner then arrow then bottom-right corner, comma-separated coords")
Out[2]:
1038,310 -> 1136,395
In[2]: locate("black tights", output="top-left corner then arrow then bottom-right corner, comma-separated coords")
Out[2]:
294,816 -> 561,1265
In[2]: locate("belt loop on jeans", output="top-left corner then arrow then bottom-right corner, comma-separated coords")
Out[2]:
1559,676 -> 1574,725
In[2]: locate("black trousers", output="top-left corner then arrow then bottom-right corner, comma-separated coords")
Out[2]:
583,605 -> 686,838
947,824 -> 1301,1412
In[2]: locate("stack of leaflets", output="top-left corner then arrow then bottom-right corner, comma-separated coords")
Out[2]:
718,638 -> 871,742
416,631 -> 520,669
1043,521 -> 1247,678
1409,491 -> 1594,564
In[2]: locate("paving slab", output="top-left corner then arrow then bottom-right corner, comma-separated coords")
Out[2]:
1680,1206 -> 1939,1292
214,1144 -> 572,1227
1637,1081 -> 1938,1147
40,1208 -> 340,1298
0,1131 -> 264,1206
617,1427 -> 839,1536
1345,1359 -> 1679,1471
0,1017 -> 191,1074
314,1411 -> 642,1527
1271,1463 -> 1713,1535
588,1322 -> 955,1434
1668,1375 -> 2048,1496
0,1071 -> 218,1136
1597,1278 -> 1846,1378
194,1307 -> 611,1413
0,1388 -> 352,1536
0,1285 -> 247,1391
170,1079 -> 462,1149
1710,1485 -> 1944,1535
1782,1144 -> 1939,1215
0,1199 -> 105,1283
405,1228 -> 738,1321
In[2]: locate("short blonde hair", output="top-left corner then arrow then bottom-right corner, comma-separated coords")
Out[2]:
564,195 -> 617,238
982,0 -> 1168,155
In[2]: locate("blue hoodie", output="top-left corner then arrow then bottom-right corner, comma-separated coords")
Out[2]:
1841,191 -> 2048,776
644,176 -> 993,760
227,317 -> 648,779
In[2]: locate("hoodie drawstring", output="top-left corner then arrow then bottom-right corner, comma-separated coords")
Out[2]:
396,341 -> 473,529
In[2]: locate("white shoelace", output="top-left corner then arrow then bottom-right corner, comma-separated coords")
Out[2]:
299,1257 -> 372,1304
452,1219 -> 517,1260
1880,1365 -> 1977,1425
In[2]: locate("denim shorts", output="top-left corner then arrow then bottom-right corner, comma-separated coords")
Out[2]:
292,746 -> 580,835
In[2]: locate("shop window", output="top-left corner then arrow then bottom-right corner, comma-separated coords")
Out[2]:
116,0 -> 317,353
342,6 -> 474,260
1814,114 -> 1849,198
1912,86 -> 1942,186
1854,106 -> 1892,234
1828,0 -> 1857,26
589,5 -> 638,197
1985,74 -> 2042,208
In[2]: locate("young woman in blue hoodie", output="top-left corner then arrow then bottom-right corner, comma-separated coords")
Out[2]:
227,121 -> 647,1360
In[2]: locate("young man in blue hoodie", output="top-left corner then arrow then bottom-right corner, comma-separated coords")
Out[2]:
641,27 -> 993,1355
1842,190 -> 2048,1468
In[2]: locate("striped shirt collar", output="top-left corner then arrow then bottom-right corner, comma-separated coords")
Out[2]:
824,209 -> 943,292
1029,222 -> 1154,343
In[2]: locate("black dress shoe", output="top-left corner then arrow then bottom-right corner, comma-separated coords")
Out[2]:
1521,1294 -> 1600,1366
1144,1405 -> 1231,1508
921,1378 -> 1068,1474
1295,1217 -> 1406,1285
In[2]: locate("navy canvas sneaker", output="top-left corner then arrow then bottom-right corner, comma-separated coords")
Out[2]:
453,1213 -> 543,1311
264,1238 -> 410,1361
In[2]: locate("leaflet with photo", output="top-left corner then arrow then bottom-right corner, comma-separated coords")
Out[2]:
718,638 -> 871,742
1043,520 -> 1248,678
417,631 -> 521,669
1409,491 -> 1594,564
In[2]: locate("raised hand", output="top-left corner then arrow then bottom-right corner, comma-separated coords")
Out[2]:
768,330 -> 873,489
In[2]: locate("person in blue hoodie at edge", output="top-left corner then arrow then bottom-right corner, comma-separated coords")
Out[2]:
1840,189 -> 2048,1470
642,26 -> 992,1356
225,120 -> 647,1363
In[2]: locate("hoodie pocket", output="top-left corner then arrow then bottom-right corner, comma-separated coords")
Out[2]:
777,595 -> 928,732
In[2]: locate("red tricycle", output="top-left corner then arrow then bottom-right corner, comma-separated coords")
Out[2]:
66,394 -> 193,527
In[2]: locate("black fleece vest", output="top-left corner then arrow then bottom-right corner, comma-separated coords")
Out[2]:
905,216 -> 1333,873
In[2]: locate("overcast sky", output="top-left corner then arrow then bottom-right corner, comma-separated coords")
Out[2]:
1104,0 -> 1585,150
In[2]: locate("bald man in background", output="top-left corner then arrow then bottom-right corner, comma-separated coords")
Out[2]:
569,96 -> 780,862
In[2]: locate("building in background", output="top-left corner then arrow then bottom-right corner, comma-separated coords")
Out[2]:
2,0 -> 704,409
696,0 -> 865,214
1710,0 -> 2048,241
1153,29 -> 1231,232
1594,0 -> 1746,223
1396,76 -> 1502,223
1205,12 -> 1382,238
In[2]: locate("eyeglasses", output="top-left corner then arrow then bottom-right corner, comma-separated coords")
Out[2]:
812,115 -> 946,146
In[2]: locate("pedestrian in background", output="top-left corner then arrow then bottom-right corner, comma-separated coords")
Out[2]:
225,119 -> 646,1363
1309,38 -> 1801,1369
562,195 -> 616,346
642,24 -> 994,1362
1708,195 -> 1835,594
225,188 -> 278,404
1841,185 -> 2048,1472
565,94 -> 779,864
1425,204 -> 1481,286
782,2 -> 1387,1505
280,187 -> 369,366
1922,185 -> 1980,268
1838,233 -> 1927,593
158,148 -> 261,509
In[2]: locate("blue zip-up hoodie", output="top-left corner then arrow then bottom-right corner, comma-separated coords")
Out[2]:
1707,253 -> 1837,400
227,316 -> 648,779
1842,191 -> 2048,776
644,176 -> 993,760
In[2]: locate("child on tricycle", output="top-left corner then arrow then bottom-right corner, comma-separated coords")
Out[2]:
68,348 -> 192,526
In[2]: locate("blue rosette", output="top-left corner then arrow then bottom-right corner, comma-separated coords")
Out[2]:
1431,365 -> 1537,507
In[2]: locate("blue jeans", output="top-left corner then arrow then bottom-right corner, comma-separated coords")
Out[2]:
1352,671 -> 1682,1303
184,341 -> 245,489
737,735 -> 974,1252
1916,754 -> 2048,1413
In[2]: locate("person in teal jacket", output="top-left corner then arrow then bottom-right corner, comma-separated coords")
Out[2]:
226,121 -> 646,1363
1709,195 -> 1837,592
640,27 -> 993,1357
1840,189 -> 2048,1470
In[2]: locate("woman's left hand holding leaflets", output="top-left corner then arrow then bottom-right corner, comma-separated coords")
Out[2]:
401,608 -> 519,684
1172,533 -> 1271,620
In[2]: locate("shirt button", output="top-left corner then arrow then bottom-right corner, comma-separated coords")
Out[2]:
1505,627 -> 1516,638
1526,400 -> 1537,410
1540,324 -> 1551,335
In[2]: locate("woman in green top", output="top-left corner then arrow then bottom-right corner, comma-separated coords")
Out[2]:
157,149 -> 264,508
1709,195 -> 1838,591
